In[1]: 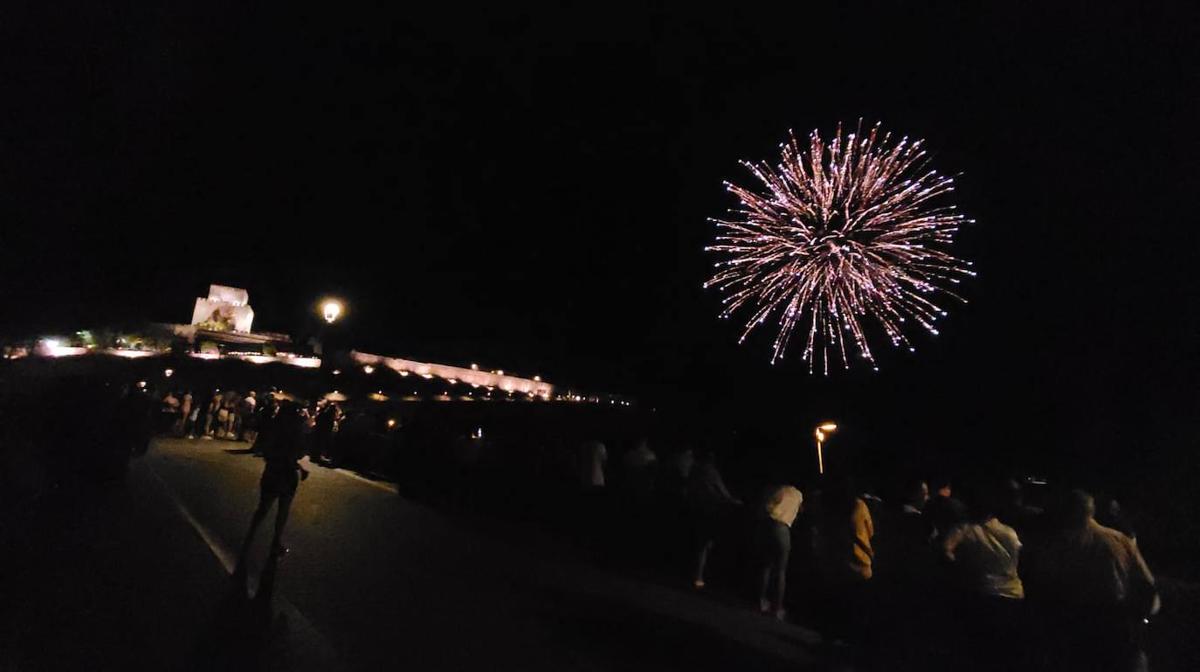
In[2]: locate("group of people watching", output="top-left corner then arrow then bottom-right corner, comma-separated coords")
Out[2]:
159,388 -> 259,441
578,440 -> 1160,671
158,388 -> 345,465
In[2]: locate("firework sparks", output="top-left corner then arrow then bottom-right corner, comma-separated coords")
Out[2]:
704,122 -> 975,374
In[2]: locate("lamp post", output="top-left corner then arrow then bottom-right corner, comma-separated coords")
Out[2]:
321,299 -> 343,324
311,297 -> 346,362
815,422 -> 838,475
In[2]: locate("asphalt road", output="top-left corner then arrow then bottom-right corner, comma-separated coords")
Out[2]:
4,438 -> 821,671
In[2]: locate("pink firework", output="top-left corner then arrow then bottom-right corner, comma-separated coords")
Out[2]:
705,122 -> 975,374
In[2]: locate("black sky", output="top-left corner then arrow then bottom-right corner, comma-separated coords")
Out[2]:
4,4 -> 1200,487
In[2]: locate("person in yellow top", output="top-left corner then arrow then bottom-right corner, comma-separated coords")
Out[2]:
820,490 -> 875,581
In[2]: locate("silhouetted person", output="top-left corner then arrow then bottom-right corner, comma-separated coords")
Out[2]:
237,391 -> 257,442
577,439 -> 608,491
872,478 -> 941,669
202,390 -> 221,439
816,478 -> 875,643
661,447 -> 694,500
1022,489 -> 1159,672
621,438 -> 657,499
233,403 -> 310,582
314,401 -> 340,464
251,394 -> 280,456
174,390 -> 193,437
118,382 -> 155,459
1097,496 -> 1137,543
874,478 -> 936,590
997,478 -> 1043,540
757,484 -> 801,619
686,450 -> 740,589
925,476 -> 966,542
185,391 -> 201,439
221,391 -> 239,439
159,389 -> 180,434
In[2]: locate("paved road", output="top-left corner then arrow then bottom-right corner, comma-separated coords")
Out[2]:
5,438 -> 821,671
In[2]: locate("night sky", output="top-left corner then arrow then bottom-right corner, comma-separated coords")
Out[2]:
5,5 -> 1200,491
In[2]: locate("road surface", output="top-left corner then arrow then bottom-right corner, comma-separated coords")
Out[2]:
4,438 -> 821,671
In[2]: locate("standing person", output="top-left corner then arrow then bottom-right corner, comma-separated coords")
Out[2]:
185,391 -> 201,439
1022,489 -> 1159,672
621,438 -> 658,499
314,401 -> 340,465
176,390 -> 193,438
223,391 -> 240,439
925,476 -> 967,542
686,450 -> 741,589
1097,496 -> 1137,543
201,390 -> 221,439
215,392 -> 231,439
159,389 -> 180,435
757,484 -> 802,619
817,478 -> 875,643
237,391 -> 257,442
661,447 -> 695,500
940,482 -> 1025,670
577,439 -> 608,491
873,478 -> 936,593
998,478 -> 1044,541
251,393 -> 280,456
232,402 -> 310,580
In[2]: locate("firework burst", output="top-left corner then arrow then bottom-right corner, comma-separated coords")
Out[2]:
705,122 -> 975,374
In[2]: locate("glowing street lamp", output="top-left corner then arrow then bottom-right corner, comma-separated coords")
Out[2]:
321,299 -> 344,324
815,422 -> 838,475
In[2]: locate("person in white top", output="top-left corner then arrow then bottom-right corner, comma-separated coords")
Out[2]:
939,483 -> 1028,670
758,484 -> 803,620
942,497 -> 1024,600
578,440 -> 607,489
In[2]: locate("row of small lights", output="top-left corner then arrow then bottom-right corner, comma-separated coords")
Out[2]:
158,365 -> 630,407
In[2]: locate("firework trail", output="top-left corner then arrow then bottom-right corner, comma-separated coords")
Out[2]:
705,122 -> 975,374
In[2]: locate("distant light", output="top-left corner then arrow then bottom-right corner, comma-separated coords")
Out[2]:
495,370 -> 504,376
137,380 -> 147,389
332,369 -> 341,376
322,299 -> 343,324
533,375 -> 541,382
399,371 -> 410,377
470,363 -> 479,370
818,422 -> 839,432
363,365 -> 375,375
40,338 -> 87,358
164,369 -> 174,378
109,349 -> 157,359
387,418 -> 397,428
